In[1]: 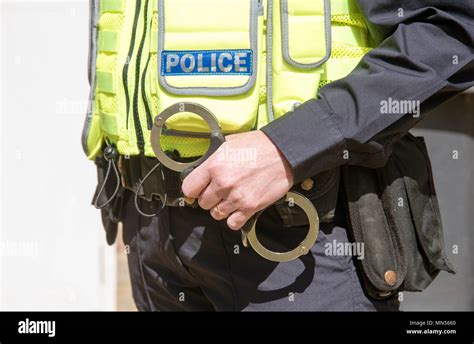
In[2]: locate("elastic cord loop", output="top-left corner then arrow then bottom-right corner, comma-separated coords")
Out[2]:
93,156 -> 120,209
134,162 -> 168,218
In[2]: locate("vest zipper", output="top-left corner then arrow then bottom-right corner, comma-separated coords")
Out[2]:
142,55 -> 153,131
123,0 -> 141,132
132,0 -> 151,152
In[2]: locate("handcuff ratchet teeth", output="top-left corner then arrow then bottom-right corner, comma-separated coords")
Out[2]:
150,102 -> 320,263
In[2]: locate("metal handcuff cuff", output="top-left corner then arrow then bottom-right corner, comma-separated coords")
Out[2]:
150,103 -> 319,263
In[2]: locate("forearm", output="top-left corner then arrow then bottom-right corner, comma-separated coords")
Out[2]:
262,0 -> 474,183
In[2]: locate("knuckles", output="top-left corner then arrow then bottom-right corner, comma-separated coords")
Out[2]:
212,176 -> 234,191
240,199 -> 259,212
201,147 -> 262,220
198,198 -> 211,210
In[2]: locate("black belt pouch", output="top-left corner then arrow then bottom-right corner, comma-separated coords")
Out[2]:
342,133 -> 455,299
93,156 -> 127,245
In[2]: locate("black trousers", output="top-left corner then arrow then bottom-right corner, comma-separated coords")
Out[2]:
122,192 -> 399,311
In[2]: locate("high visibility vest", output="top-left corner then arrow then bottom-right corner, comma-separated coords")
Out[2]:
82,0 -> 374,159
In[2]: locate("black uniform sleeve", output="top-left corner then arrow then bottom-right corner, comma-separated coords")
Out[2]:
261,0 -> 474,184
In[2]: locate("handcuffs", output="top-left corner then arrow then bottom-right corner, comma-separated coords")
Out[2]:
150,102 -> 319,263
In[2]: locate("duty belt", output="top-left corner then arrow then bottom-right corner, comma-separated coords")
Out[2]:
94,103 -> 320,262
146,102 -> 320,263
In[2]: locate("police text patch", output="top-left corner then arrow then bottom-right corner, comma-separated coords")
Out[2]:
161,50 -> 253,76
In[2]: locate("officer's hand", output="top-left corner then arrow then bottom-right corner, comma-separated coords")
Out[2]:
181,130 -> 294,230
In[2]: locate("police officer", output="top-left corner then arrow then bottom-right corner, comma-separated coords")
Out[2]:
83,0 -> 474,311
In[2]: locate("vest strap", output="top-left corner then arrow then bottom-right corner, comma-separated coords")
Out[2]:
97,71 -> 115,94
98,31 -> 119,53
281,0 -> 332,69
100,0 -> 124,13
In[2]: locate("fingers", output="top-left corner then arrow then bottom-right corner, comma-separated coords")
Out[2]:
227,210 -> 253,231
181,163 -> 211,199
186,173 -> 260,229
209,199 -> 239,220
198,182 -> 226,210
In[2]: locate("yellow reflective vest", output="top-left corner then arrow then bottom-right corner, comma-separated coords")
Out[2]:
82,0 -> 374,159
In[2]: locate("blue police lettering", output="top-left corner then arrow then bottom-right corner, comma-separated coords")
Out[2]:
218,52 -> 233,72
234,52 -> 249,72
162,50 -> 252,76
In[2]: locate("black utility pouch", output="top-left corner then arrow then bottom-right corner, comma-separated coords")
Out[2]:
93,156 -> 127,246
342,133 -> 455,299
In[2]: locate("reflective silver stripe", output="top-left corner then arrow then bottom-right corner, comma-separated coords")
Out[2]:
258,0 -> 264,15
266,0 -> 275,122
281,0 -> 332,70
157,0 -> 259,97
82,0 -> 100,156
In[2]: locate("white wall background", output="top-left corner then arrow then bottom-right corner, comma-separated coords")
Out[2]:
0,0 -> 116,310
